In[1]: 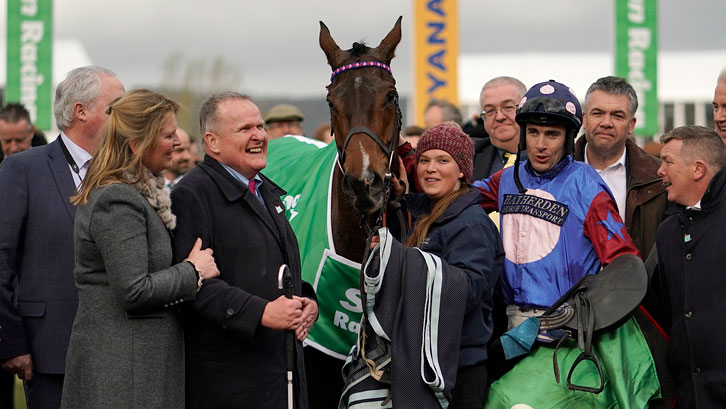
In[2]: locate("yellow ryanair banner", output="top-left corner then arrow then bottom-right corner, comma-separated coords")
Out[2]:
413,0 -> 459,126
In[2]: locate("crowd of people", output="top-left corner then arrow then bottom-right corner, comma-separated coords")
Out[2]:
0,63 -> 724,409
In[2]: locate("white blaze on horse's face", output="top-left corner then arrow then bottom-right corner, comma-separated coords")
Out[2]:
358,142 -> 373,186
354,76 -> 362,88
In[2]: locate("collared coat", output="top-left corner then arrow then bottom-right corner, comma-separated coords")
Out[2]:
574,136 -> 667,259
171,155 -> 314,409
656,169 -> 726,409
61,183 -> 199,409
405,189 -> 504,367
0,139 -> 78,377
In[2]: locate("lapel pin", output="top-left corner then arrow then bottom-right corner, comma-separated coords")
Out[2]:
275,205 -> 284,214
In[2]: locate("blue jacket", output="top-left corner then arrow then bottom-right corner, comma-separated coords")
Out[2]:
406,189 -> 504,366
474,157 -> 639,308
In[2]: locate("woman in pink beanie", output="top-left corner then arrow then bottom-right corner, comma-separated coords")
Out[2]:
368,122 -> 504,408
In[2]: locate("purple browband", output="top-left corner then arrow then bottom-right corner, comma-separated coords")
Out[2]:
330,61 -> 392,82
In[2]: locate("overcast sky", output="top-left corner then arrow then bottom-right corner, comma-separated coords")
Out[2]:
3,0 -> 724,98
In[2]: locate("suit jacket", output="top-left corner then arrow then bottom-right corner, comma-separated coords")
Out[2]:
61,183 -> 198,409
0,139 -> 78,374
471,137 -> 523,182
472,137 -> 498,181
656,169 -> 726,409
171,155 -> 314,409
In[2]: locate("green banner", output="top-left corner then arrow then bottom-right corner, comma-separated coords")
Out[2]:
615,0 -> 658,136
6,0 -> 53,129
265,136 -> 363,359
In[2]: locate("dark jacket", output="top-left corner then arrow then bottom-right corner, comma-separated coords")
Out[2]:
472,137 -> 498,181
656,169 -> 726,409
0,139 -> 78,374
171,155 -> 315,409
574,136 -> 667,259
405,189 -> 504,366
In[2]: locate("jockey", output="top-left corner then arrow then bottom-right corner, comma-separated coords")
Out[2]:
473,80 -> 661,408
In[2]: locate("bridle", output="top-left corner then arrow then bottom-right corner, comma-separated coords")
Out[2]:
327,60 -> 403,233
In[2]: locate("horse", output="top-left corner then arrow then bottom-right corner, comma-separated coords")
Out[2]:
321,16 -> 403,260
301,17 -> 405,408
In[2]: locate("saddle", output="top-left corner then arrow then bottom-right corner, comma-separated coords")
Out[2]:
540,254 -> 648,393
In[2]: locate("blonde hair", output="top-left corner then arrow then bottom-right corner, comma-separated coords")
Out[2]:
405,185 -> 470,248
72,89 -> 179,205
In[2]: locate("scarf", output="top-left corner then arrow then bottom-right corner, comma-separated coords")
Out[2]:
120,169 -> 176,230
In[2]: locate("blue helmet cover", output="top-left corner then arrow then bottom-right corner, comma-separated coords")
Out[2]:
515,80 -> 582,132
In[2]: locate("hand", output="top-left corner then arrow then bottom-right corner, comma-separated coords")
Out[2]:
293,296 -> 318,341
186,238 -> 219,280
261,296 -> 303,330
2,354 -> 33,382
370,235 -> 380,250
391,157 -> 409,198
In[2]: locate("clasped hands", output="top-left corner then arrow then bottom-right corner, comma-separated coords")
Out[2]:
261,295 -> 318,341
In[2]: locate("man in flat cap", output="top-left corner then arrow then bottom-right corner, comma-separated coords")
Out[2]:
264,104 -> 305,139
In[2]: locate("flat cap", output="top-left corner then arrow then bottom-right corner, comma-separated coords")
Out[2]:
264,104 -> 304,123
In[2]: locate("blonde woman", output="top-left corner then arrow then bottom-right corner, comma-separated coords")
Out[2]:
61,89 -> 218,409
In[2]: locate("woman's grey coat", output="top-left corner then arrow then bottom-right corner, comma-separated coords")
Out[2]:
61,183 -> 198,409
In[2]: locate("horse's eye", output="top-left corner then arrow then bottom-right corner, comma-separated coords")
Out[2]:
386,91 -> 398,104
328,101 -> 337,113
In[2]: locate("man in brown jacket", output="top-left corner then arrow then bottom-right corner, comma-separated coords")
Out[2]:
574,76 -> 666,260
574,75 -> 672,408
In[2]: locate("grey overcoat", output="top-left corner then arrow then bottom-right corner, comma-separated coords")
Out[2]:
61,183 -> 198,409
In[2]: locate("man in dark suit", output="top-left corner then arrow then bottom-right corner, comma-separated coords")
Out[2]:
171,92 -> 317,409
656,126 -> 726,408
0,66 -> 124,408
472,76 -> 527,181
0,102 -> 36,408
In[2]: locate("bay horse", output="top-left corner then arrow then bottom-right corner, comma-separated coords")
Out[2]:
322,16 -> 403,261
304,17 -> 404,408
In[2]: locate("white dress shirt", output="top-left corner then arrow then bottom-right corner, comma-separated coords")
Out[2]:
585,146 -> 627,221
60,132 -> 92,189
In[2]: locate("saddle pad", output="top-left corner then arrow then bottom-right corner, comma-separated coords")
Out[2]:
485,317 -> 660,409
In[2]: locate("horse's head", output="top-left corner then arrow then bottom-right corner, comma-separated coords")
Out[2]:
320,17 -> 402,215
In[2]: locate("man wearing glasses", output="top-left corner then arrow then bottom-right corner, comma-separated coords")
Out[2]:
472,76 -> 527,181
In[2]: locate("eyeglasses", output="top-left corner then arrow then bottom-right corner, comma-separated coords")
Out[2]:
480,104 -> 518,120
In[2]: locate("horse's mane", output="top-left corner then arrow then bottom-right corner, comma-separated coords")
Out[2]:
348,41 -> 371,57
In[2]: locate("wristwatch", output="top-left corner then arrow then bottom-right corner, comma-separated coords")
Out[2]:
185,259 -> 204,292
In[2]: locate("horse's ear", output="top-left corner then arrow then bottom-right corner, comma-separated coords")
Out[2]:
376,16 -> 402,64
320,21 -> 343,68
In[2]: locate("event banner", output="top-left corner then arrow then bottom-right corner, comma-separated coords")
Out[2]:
413,0 -> 459,126
6,0 -> 53,129
615,0 -> 658,136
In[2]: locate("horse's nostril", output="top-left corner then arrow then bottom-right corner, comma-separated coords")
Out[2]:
362,173 -> 375,187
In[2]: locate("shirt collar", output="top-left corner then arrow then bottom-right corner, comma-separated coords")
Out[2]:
219,162 -> 262,189
60,132 -> 92,168
584,144 -> 626,171
687,200 -> 702,211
